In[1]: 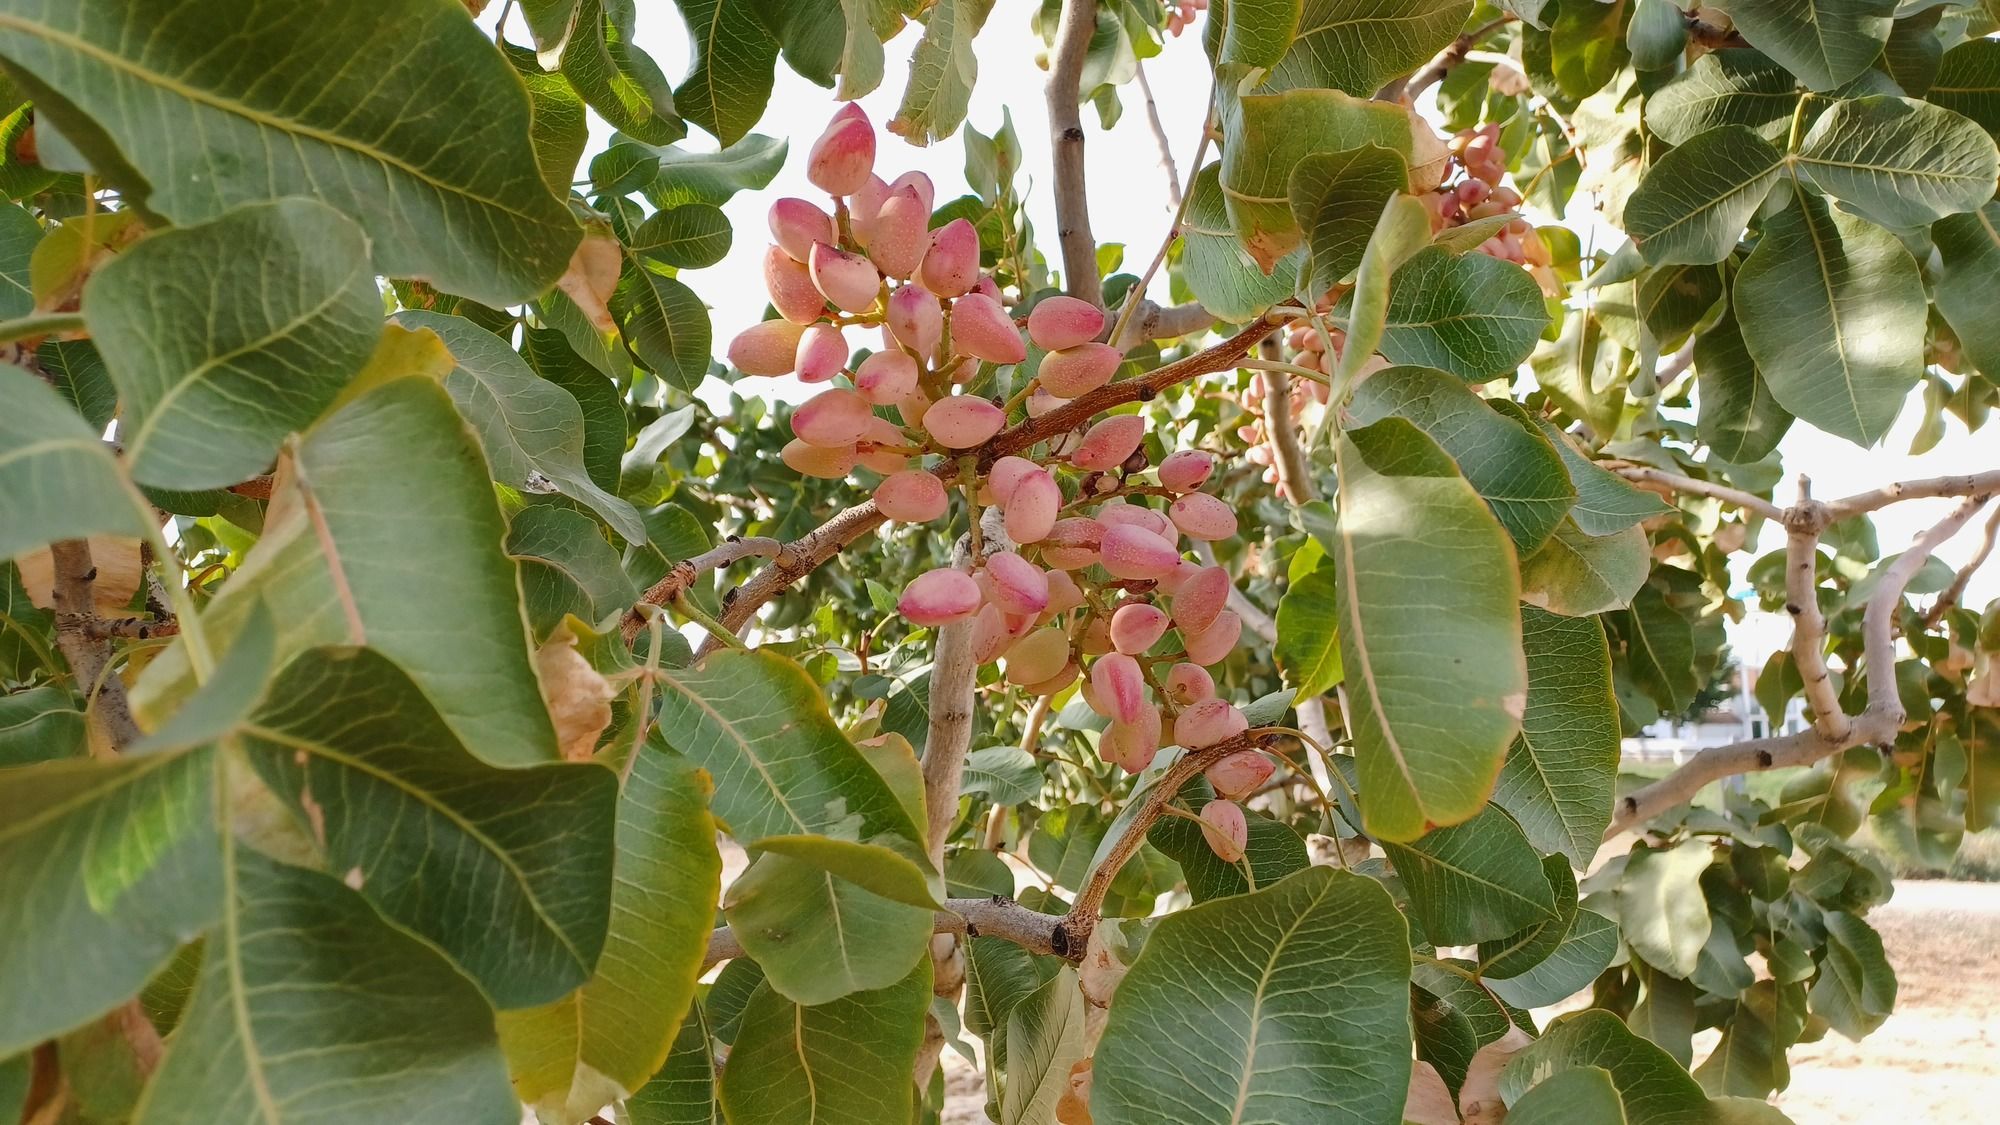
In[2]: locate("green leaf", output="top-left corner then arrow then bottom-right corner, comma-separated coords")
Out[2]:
398,310 -> 645,543
612,266 -> 714,395
1694,980 -> 1807,1098
753,832 -> 941,909
1808,910 -> 1896,1038
960,745 -> 1044,805
1217,0 -> 1301,67
40,336 -> 117,433
1635,263 -> 1724,349
1275,563 -> 1343,701
1287,144 -> 1409,298
645,134 -> 788,209
509,506 -> 640,640
240,646 -> 617,1008
507,43 -> 590,194
563,0 -> 685,146
1264,0 -> 1471,96
717,960 -> 931,1125
1220,88 -> 1433,271
1343,245 -> 1550,379
0,684 -> 84,765
1484,908 -> 1619,1008
1521,520 -> 1650,617
1930,37 -> 2000,137
85,200 -> 379,489
1506,1066 -> 1627,1124
1327,193 -> 1433,395
1620,581 -> 1699,716
1794,96 -> 2000,229
132,848 -> 519,1125
1349,365 -> 1575,552
626,1002 -> 719,1125
1477,854 -> 1578,978
1411,958 -> 1514,1097
1644,50 -> 1802,147
1613,838 -> 1713,977
1735,192 -> 1925,446
499,746 -> 721,1112
888,0 -> 995,146
1549,0 -> 1631,98
0,200 -> 36,319
1499,1009 -> 1708,1125
631,204 -> 734,270
0,0 -> 580,306
0,363 -> 149,559
524,329 -> 627,493
723,851 -> 932,1004
1695,313 -> 1792,463
1001,968 -> 1087,1125
1380,805 -> 1557,945
1091,867 -> 1413,1125
1149,803 -> 1310,901
1332,418 -> 1526,842
672,0 -> 779,147
134,378 -> 562,767
1714,0 -> 1894,92
1519,413 -> 1672,535
1932,202 -> 2000,378
1625,126 -> 1785,265
0,747 -> 219,1057
1181,162 -> 1302,322
1492,608 -> 1618,865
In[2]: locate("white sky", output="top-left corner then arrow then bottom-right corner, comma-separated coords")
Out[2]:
492,8 -> 2000,661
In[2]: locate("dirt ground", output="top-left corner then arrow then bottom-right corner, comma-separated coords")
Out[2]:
939,879 -> 2000,1123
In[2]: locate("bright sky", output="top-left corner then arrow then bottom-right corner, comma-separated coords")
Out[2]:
490,8 -> 2000,661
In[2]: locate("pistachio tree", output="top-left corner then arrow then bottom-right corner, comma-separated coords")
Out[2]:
2,1 -> 1998,1123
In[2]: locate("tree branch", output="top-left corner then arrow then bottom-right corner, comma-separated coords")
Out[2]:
701,895 -> 1077,971
1782,484 -> 1849,743
922,614 -> 978,868
621,536 -> 783,642
1132,59 -> 1181,209
1403,16 -> 1515,102
48,540 -> 144,750
1110,300 -> 1215,349
1611,465 -> 1786,522
1047,0 -> 1102,306
1925,502 -> 2000,627
1824,470 -> 2000,519
1610,492 -> 1995,834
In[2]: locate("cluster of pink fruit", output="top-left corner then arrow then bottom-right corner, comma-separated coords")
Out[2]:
1422,124 -> 1553,272
725,105 -> 1266,863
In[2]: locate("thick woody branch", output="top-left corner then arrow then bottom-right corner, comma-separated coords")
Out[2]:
621,536 -> 783,642
1047,0 -> 1101,307
1783,489 -> 1850,743
702,895 -> 1075,971
922,615 -> 979,867
1824,470 -> 2000,519
48,540 -> 144,749
1610,493 -> 1994,834
1110,300 -> 1215,349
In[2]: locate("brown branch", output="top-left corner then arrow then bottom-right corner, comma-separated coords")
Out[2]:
922,614 -> 979,868
1403,15 -> 1515,101
1925,502 -> 2000,627
1610,493 -> 1995,834
48,540 -> 144,749
1046,0 -> 1102,307
621,536 -> 783,642
1782,482 -> 1850,743
81,615 -> 179,641
701,895 -> 1076,971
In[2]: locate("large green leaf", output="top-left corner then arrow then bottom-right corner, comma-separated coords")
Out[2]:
0,684 -> 84,765
1614,838 -> 1714,977
1794,96 -> 2000,230
500,746 -> 721,1115
0,747 -> 219,1057
1263,0 -> 1471,96
1484,908 -> 1619,1008
1695,980 -> 1807,1098
1932,202 -> 2000,378
1930,37 -> 2000,136
1221,87 -> 1432,270
1274,563 -> 1343,701
645,134 -> 788,209
1695,313 -> 1792,463
671,0 -> 778,147
1645,49 -> 1800,146
132,848 -> 519,1125
506,43 -> 589,194
1411,958 -> 1514,1098
87,200 -> 379,490
1808,910 -> 1896,1038
1216,0 -> 1301,67
721,851 -> 932,1005
0,200 -> 35,318
1380,805 -> 1558,945
1342,245 -> 1550,379
1625,126 -> 1785,265
717,960 -> 931,1125
1711,0 -> 1894,92
397,310 -> 644,542
1499,1010 -> 1707,1125
1734,192 -> 1925,446
240,646 -> 617,1008
630,204 -> 733,270
1520,520 -> 1651,617
626,1002 -> 719,1125
0,363 -> 148,559
1513,408 -> 1673,535
1149,802 -> 1310,902
1001,968 -> 1087,1125
888,0 -> 995,146
134,378 -> 561,766
1477,854 -> 1578,978
562,0 -> 684,146
1287,144 -> 1408,298
611,266 -> 713,395
1182,162 -> 1302,322
1492,608 -> 1618,866
1091,867 -> 1412,1125
1507,1066 -> 1628,1124
509,506 -> 640,640
1332,418 -> 1526,842
1349,365 -> 1575,552
0,0 -> 579,305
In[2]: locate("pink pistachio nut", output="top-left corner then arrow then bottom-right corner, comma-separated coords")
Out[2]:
898,567 -> 982,626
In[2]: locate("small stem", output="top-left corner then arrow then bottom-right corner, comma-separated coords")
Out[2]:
0,310 -> 84,345
671,591 -> 746,651
1240,358 -> 1331,387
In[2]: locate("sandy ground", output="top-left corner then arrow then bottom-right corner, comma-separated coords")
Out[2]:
938,879 -> 2000,1123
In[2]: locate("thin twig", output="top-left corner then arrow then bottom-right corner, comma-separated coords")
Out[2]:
1611,464 -> 1786,522
1047,0 -> 1102,307
1403,15 -> 1516,101
1925,502 -> 2000,626
1132,59 -> 1181,209
622,536 -> 783,642
1825,470 -> 2000,519
984,694 -> 1053,849
1108,82 -> 1215,349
